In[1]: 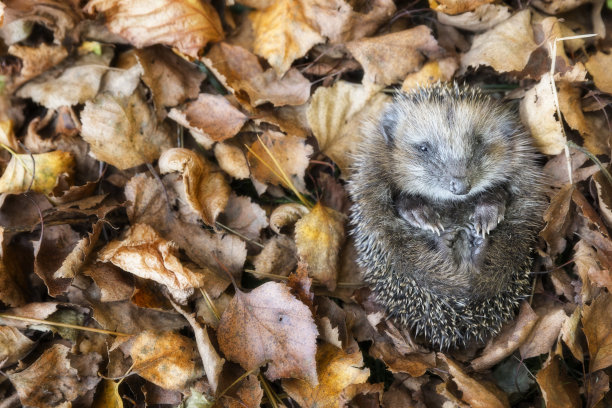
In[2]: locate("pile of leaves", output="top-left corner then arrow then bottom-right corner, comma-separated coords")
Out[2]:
0,0 -> 611,406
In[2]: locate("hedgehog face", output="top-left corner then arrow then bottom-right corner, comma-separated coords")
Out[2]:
380,90 -> 519,202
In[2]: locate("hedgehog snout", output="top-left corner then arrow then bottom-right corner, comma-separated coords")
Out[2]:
450,177 -> 470,195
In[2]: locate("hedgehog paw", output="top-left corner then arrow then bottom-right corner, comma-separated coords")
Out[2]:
398,204 -> 443,235
470,202 -> 505,237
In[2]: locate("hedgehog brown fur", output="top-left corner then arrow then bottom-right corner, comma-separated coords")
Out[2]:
348,83 -> 546,350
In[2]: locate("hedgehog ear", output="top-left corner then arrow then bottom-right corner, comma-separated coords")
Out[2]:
380,111 -> 397,145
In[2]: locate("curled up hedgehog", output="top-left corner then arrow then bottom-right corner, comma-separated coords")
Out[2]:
348,83 -> 546,350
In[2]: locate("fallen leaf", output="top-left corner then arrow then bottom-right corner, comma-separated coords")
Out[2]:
250,0 -> 324,75
269,203 -> 310,234
531,0 -> 592,14
83,262 -> 134,302
84,0 -> 224,58
219,193 -> 268,242
253,235 -> 298,278
16,47 -> 114,109
247,130 -> 313,193
560,306 -> 584,362
159,148 -> 231,227
586,370 -> 609,408
519,300 -> 567,360
585,51 -> 612,94
307,80 -> 390,177
536,355 -> 581,408
461,9 -> 539,75
429,0 -> 493,15
8,344 -> 96,407
282,343 -> 370,408
131,330 -> 203,391
472,302 -> 539,371
219,374 -> 263,408
347,26 -> 442,90
0,326 -> 34,368
401,57 -> 458,91
540,184 -> 575,256
133,45 -> 207,113
98,223 -> 207,303
214,142 -> 250,180
7,43 -> 68,90
168,94 -> 247,149
92,379 -> 123,408
0,150 -> 74,195
438,355 -> 510,408
582,291 -> 612,372
2,0 -> 82,43
436,4 -> 511,32
295,202 -> 346,290
80,88 -> 173,170
217,281 -> 318,384
520,73 -> 565,155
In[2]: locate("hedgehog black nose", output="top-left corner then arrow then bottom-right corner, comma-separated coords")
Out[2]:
450,178 -> 470,195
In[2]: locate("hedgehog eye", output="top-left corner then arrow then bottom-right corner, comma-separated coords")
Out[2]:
418,144 -> 429,153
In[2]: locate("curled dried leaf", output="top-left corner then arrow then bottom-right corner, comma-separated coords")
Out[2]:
269,203 -> 310,234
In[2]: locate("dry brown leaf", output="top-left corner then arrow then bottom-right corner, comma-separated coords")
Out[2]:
217,281 -> 318,384
295,202 -> 346,290
301,0 -> 395,43
171,302 -> 224,393
214,142 -> 250,180
540,184 -> 575,256
282,343 -> 370,408
401,57 -> 458,91
582,291 -> 612,372
585,51 -> 612,95
586,370 -> 609,408
80,88 -> 173,170
253,235 -> 298,278
1,0 -> 81,43
0,326 -> 34,369
347,26 -> 442,91
439,355 -> 510,408
8,344 -> 95,407
519,300 -> 567,360
0,150 -> 74,195
204,42 -> 311,107
429,0 -> 493,15
16,47 -> 114,109
531,0 -> 592,13
98,223 -> 207,303
536,356 -> 581,408
159,148 -> 231,227
168,94 -> 247,149
520,73 -> 565,155
131,330 -> 203,391
84,0 -> 223,58
7,43 -> 68,90
269,203 -> 310,233
250,0 -> 324,76
247,130 -> 313,193
471,302 -> 538,371
461,9 -> 538,75
133,45 -> 207,113
220,193 -> 268,242
307,81 -> 390,177
219,374 -> 264,408
83,262 -> 134,302
560,306 -> 584,362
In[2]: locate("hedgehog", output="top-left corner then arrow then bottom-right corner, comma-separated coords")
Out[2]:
348,83 -> 546,350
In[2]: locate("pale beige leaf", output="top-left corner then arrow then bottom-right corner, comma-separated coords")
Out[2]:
585,51 -> 612,94
401,57 -> 458,91
214,142 -> 250,180
0,150 -> 74,195
269,203 -> 310,234
250,0 -> 324,76
429,0 -> 494,15
519,73 -> 565,155
519,300 -> 567,359
461,9 -> 539,75
98,223 -> 206,303
7,43 -> 68,90
307,81 -> 390,177
80,88 -> 173,170
159,148 -> 230,227
131,330 -> 203,391
253,235 -> 298,278
247,131 -> 313,193
436,4 -> 511,32
84,0 -> 224,58
220,193 -> 268,242
0,326 -> 34,369
531,0 -> 591,13
282,343 -> 369,408
218,281 -> 318,384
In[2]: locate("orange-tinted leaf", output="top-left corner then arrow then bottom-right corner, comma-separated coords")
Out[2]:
582,291 -> 612,372
536,356 -> 581,408
429,0 -> 494,15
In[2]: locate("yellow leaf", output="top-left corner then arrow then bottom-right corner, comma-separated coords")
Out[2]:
0,150 -> 74,195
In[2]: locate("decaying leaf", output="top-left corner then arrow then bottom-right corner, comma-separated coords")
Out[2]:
250,0 -> 324,76
540,184 -> 575,256
429,0 -> 494,15
0,150 -> 74,195
217,281 -> 318,384
220,193 -> 268,242
84,0 -> 224,58
282,343 -> 370,408
131,330 -> 203,391
295,202 -> 346,290
585,51 -> 612,95
436,4 -> 511,32
80,88 -> 173,169
582,291 -> 612,372
0,326 -> 34,368
98,223 -> 207,303
158,148 -> 230,227
401,57 -> 458,91
536,356 -> 581,408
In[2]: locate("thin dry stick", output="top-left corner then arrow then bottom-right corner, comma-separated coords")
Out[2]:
0,313 -> 130,337
548,33 -> 597,185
